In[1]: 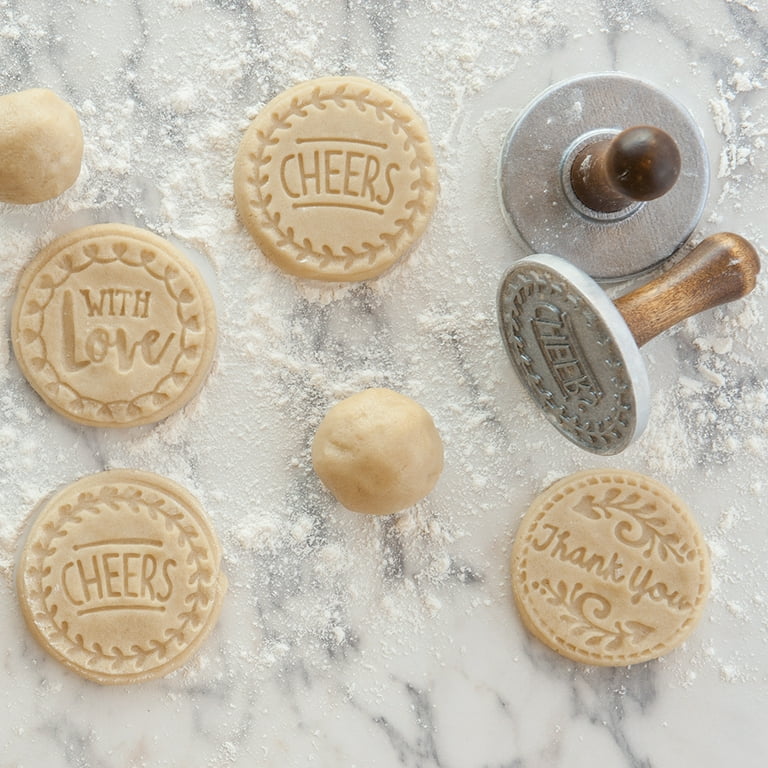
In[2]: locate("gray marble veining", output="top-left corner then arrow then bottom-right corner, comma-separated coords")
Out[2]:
1,1 -> 767,767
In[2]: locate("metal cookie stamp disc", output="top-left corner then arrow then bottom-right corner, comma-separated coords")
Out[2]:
11,224 -> 217,428
499,73 -> 709,281
498,254 -> 650,455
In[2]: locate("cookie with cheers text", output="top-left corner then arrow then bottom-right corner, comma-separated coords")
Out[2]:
12,224 -> 216,427
511,469 -> 710,666
17,470 -> 226,685
234,76 -> 437,281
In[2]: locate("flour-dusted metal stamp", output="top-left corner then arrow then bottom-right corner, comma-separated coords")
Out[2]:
17,470 -> 227,685
234,76 -> 437,281
498,234 -> 760,455
12,224 -> 217,427
498,72 -> 709,280
498,253 -> 648,455
511,469 -> 710,666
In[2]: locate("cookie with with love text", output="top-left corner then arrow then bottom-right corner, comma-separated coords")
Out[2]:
12,224 -> 217,427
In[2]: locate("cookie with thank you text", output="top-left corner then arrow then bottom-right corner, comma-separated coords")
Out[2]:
17,470 -> 227,685
234,76 -> 437,281
12,224 -> 216,427
511,469 -> 710,666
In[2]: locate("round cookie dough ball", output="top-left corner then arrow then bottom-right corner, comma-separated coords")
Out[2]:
0,88 -> 83,204
312,388 -> 444,515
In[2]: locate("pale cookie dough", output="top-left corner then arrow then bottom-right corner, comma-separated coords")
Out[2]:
511,469 -> 710,666
312,388 -> 444,515
12,223 -> 217,427
0,88 -> 83,204
234,76 -> 437,281
17,470 -> 227,685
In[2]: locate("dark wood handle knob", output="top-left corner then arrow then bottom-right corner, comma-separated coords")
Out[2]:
614,233 -> 760,347
570,126 -> 682,213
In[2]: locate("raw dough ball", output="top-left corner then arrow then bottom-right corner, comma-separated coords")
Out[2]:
312,388 -> 444,515
0,88 -> 83,204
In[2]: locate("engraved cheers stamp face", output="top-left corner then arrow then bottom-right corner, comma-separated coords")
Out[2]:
498,254 -> 650,455
17,470 -> 227,685
511,469 -> 710,666
234,76 -> 437,281
499,236 -> 760,455
12,224 -> 217,427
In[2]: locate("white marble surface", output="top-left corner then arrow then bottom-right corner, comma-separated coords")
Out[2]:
1,1 -> 767,766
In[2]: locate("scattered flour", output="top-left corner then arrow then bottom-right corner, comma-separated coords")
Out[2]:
2,0 -> 559,694
0,4 -> 767,766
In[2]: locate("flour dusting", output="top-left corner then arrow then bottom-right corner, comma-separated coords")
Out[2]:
1,0 -> 767,765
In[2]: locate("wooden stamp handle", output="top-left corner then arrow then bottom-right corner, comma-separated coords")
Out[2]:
570,126 -> 682,213
614,233 -> 760,347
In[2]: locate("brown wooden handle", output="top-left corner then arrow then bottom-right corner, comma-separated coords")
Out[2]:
614,233 -> 760,347
570,126 -> 682,213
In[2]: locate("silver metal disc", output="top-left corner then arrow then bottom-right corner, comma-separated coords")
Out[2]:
498,254 -> 650,455
498,73 -> 710,281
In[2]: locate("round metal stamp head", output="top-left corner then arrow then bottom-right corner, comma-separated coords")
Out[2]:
499,73 -> 709,281
498,254 -> 650,454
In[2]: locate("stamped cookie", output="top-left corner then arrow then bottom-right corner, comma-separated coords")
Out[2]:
511,469 -> 709,666
17,470 -> 227,685
12,224 -> 216,427
234,76 -> 437,281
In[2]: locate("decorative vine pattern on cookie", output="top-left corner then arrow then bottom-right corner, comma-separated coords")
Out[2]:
234,76 -> 437,281
12,224 -> 217,427
511,469 -> 710,666
17,470 -> 227,685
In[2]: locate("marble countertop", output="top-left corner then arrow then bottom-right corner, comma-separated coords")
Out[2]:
1,1 -> 767,766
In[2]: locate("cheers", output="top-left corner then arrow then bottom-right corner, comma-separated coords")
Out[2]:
279,138 -> 400,212
61,542 -> 177,615
61,289 -> 176,372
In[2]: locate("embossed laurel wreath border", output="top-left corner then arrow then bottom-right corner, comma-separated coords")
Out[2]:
24,484 -> 216,673
17,238 -> 205,422
500,268 -> 634,451
244,82 -> 435,272
517,471 -> 709,663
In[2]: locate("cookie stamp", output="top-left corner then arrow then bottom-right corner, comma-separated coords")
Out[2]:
12,224 -> 217,427
234,76 -> 437,281
498,255 -> 646,454
498,233 -> 759,454
511,469 -> 710,666
17,470 -> 227,685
